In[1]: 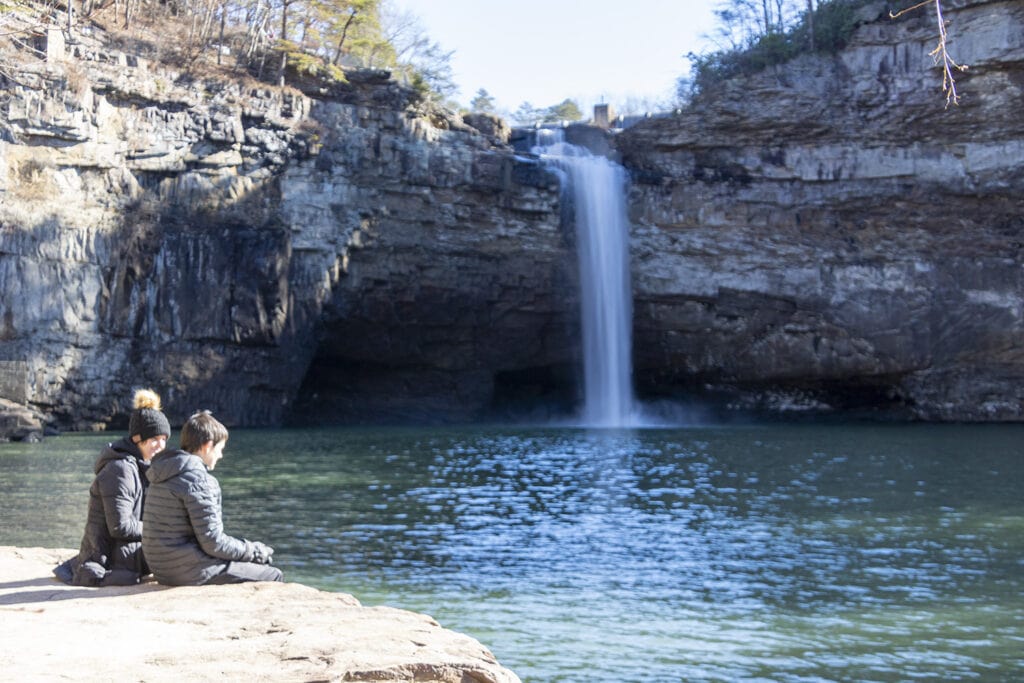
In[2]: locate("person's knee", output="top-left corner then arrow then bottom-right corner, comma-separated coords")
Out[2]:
208,561 -> 283,584
244,562 -> 283,583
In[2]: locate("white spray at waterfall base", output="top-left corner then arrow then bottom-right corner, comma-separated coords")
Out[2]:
535,131 -> 641,428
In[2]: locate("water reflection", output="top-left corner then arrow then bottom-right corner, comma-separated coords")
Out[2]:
2,424 -> 1022,681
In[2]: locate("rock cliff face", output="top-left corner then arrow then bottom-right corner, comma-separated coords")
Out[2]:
2,0 -> 1023,431
0,15 -> 573,430
617,0 -> 1024,419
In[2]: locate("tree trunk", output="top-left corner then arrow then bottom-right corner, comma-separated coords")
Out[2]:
218,3 -> 226,65
278,0 -> 289,87
123,0 -> 135,30
806,0 -> 815,50
332,10 -> 357,66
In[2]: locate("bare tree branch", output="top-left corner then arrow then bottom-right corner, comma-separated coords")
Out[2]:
891,0 -> 968,106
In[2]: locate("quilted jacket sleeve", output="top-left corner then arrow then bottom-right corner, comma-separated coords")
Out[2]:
183,474 -> 256,563
96,460 -> 143,541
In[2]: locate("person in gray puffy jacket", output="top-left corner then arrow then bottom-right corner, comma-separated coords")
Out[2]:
142,410 -> 282,585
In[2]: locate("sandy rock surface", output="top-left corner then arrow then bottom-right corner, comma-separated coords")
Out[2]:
0,546 -> 520,683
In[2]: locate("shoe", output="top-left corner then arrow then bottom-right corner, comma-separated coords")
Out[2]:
53,558 -> 75,584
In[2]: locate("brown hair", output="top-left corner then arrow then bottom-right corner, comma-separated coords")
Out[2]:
180,410 -> 228,453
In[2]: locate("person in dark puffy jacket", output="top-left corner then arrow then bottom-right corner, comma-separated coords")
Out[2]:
142,409 -> 282,585
53,389 -> 171,586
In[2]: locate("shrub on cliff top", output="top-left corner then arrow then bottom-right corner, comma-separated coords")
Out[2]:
683,0 -> 967,107
683,0 -> 876,98
277,40 -> 347,85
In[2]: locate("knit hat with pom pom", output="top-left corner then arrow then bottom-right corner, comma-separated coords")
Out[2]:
128,389 -> 171,441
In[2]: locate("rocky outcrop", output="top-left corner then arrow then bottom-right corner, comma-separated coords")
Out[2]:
2,0 -> 1024,427
0,398 -> 44,441
616,0 -> 1024,419
0,11 -> 572,430
0,546 -> 521,683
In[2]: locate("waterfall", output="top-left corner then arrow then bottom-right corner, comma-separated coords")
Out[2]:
535,130 -> 638,427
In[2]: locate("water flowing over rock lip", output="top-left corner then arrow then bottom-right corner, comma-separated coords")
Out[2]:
0,546 -> 521,683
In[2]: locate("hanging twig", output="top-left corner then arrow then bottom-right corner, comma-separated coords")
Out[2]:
891,0 -> 968,106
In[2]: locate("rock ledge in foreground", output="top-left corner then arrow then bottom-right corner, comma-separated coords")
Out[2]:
0,546 -> 521,683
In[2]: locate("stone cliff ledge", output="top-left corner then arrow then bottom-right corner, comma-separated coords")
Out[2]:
4,0 -> 1023,426
0,546 -> 520,683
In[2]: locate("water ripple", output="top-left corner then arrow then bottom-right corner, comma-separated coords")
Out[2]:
3,424 -> 1023,682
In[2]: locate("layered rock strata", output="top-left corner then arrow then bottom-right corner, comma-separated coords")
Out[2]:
0,15 -> 572,430
617,0 -> 1024,419
2,0 -> 1024,429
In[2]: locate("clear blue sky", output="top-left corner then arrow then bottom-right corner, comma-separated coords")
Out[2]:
395,0 -> 720,116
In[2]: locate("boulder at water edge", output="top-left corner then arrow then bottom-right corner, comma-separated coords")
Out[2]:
0,546 -> 520,683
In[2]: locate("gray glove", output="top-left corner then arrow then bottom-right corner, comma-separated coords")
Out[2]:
251,541 -> 275,564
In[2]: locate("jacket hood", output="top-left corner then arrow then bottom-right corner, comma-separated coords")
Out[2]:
95,436 -> 143,474
147,448 -> 206,485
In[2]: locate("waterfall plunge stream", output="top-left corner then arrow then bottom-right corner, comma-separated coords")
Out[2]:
535,131 -> 639,427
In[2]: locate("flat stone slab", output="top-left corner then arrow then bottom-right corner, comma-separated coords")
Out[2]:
0,546 -> 520,683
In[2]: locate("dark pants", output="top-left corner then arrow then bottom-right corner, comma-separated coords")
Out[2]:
206,561 -> 283,584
